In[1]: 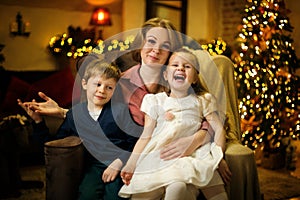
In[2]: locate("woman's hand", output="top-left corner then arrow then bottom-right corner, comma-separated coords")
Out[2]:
160,135 -> 195,160
17,99 -> 43,123
102,159 -> 123,183
218,159 -> 232,186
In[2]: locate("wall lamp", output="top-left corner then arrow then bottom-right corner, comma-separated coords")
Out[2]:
10,12 -> 30,37
90,8 -> 112,40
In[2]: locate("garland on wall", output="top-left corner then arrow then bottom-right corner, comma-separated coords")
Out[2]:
200,38 -> 231,57
48,26 -> 231,60
48,26 -> 97,59
48,26 -> 135,59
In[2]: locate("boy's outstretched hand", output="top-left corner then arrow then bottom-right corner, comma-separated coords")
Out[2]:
17,98 -> 43,123
19,92 -> 68,119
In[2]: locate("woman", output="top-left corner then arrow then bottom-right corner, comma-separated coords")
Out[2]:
111,18 -> 231,187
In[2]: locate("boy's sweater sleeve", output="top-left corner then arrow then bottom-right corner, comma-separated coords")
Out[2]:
32,119 -> 52,144
31,110 -> 76,144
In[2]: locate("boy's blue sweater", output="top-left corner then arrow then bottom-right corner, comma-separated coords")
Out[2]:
33,101 -> 142,165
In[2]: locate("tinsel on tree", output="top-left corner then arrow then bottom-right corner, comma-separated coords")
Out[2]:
231,0 -> 300,152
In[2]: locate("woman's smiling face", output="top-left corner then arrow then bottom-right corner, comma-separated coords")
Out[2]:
140,27 -> 171,68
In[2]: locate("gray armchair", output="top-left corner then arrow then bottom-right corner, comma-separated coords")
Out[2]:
43,53 -> 261,200
203,54 -> 261,200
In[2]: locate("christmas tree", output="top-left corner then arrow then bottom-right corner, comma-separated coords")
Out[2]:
231,0 -> 300,152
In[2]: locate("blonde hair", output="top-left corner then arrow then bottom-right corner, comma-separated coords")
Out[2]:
83,60 -> 121,82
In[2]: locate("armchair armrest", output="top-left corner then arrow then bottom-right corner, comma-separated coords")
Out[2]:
225,142 -> 261,200
44,136 -> 84,200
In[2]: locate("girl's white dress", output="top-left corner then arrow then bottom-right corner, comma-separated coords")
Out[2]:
119,92 -> 223,197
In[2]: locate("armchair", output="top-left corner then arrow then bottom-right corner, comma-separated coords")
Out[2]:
206,54 -> 261,200
43,53 -> 261,200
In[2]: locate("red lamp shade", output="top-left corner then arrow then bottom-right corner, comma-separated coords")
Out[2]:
90,8 -> 112,26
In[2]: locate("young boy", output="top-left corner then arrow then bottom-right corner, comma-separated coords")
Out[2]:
18,59 -> 142,199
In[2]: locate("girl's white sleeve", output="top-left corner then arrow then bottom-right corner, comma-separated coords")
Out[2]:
140,94 -> 158,120
200,93 -> 218,117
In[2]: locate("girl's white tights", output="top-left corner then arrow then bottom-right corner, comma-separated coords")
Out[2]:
165,182 -> 189,200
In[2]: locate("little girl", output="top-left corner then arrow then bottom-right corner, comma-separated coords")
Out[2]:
119,47 -> 228,200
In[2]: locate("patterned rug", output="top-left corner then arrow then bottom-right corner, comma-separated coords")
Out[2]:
1,165 -> 300,200
1,166 -> 45,200
258,166 -> 300,200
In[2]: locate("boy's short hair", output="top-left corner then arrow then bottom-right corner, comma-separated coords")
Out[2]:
83,60 -> 121,82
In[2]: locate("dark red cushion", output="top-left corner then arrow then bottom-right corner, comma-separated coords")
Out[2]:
1,76 -> 31,114
26,67 -> 77,108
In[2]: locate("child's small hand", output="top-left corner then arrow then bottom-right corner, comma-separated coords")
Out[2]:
120,164 -> 135,185
102,159 -> 123,183
120,171 -> 133,185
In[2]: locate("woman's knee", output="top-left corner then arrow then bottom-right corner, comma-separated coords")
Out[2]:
201,185 -> 227,200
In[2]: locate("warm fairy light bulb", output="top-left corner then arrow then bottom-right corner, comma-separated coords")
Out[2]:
67,38 -> 72,45
67,52 -> 72,57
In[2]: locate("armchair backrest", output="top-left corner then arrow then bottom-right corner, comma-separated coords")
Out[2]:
212,55 -> 241,143
198,52 -> 241,143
